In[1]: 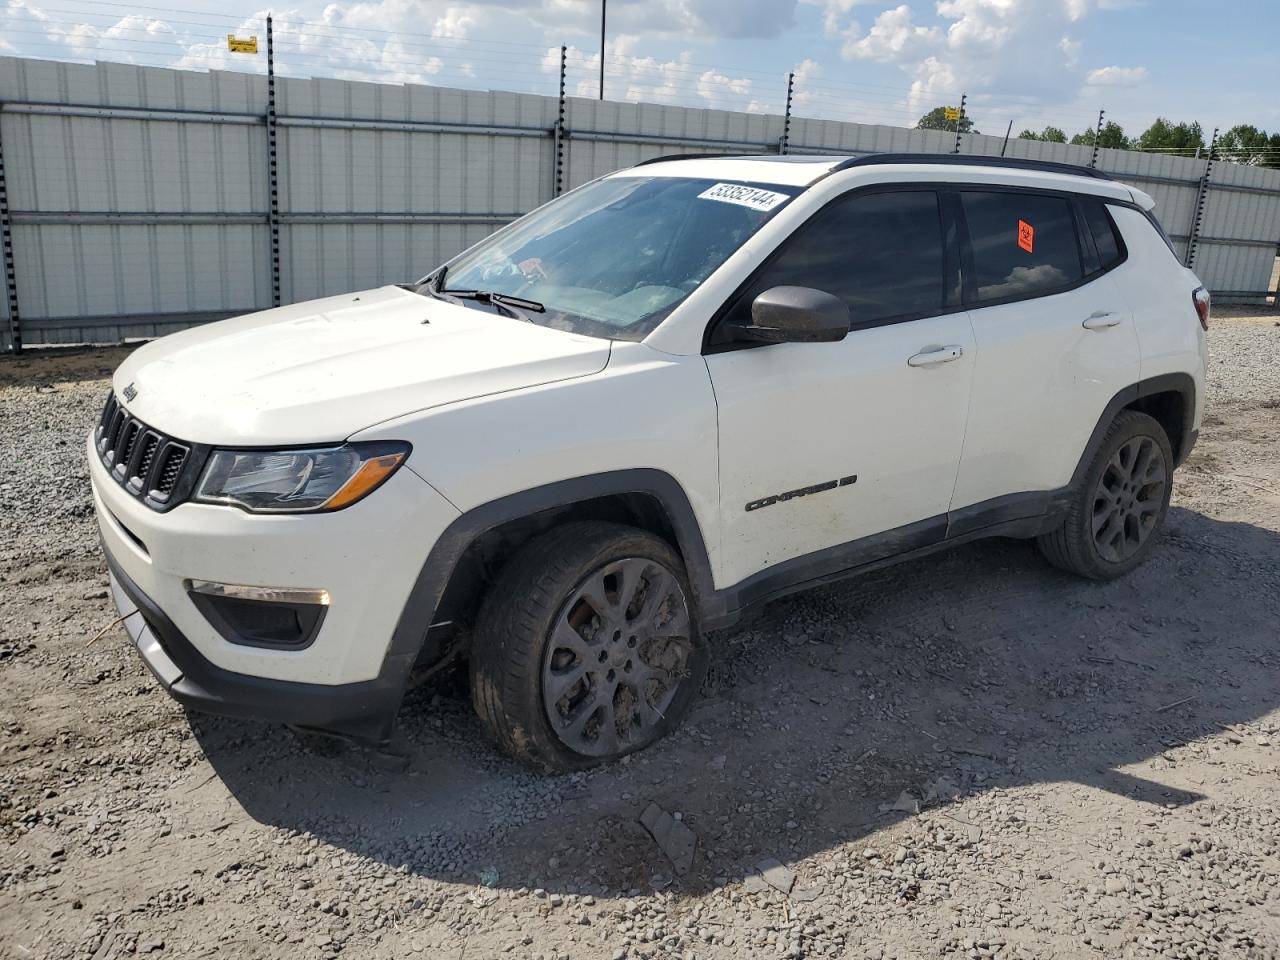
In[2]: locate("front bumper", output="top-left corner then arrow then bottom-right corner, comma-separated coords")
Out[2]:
106,545 -> 403,741
89,430 -> 462,741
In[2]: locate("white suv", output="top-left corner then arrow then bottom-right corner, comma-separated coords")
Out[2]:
90,154 -> 1209,772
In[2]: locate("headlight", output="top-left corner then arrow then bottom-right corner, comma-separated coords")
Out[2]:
194,441 -> 410,513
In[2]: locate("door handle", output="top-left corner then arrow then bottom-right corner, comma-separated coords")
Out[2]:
907,345 -> 964,367
1082,311 -> 1122,330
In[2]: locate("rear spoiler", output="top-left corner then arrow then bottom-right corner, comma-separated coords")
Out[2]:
1127,185 -> 1157,211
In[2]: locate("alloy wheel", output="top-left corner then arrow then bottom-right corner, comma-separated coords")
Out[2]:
540,557 -> 693,757
1092,434 -> 1167,563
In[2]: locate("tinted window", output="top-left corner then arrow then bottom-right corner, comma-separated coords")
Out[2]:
730,190 -> 944,329
1082,199 -> 1122,268
961,191 -> 1083,302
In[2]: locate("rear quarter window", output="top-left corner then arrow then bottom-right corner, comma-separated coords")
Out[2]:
1082,199 -> 1124,269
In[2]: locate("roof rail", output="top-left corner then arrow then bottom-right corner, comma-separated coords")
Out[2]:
829,153 -> 1114,181
628,151 -> 1115,184
633,152 -> 761,166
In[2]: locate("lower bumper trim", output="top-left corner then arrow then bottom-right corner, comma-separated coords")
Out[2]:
105,546 -> 405,744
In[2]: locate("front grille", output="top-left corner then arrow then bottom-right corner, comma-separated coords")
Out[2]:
95,393 -> 199,511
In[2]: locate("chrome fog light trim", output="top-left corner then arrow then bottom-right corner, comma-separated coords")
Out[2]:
185,579 -> 330,606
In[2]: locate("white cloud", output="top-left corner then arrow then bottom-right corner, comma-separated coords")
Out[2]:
789,57 -> 821,110
56,14 -> 175,59
547,41 -> 771,113
1085,64 -> 1147,86
1059,35 -> 1081,67
6,0 -> 178,66
450,0 -> 804,41
793,56 -> 822,82
908,54 -> 960,112
799,0 -> 867,38
432,6 -> 476,39
821,0 -> 1124,124
842,4 -> 940,62
697,68 -> 751,100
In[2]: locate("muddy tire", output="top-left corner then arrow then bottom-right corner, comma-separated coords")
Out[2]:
1037,410 -> 1174,580
469,521 -> 708,773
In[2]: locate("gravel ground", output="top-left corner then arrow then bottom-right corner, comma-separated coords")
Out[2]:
2,311 -> 1279,960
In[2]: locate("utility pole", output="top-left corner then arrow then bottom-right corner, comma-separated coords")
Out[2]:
598,0 -> 606,101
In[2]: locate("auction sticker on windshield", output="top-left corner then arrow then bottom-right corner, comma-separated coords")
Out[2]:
697,182 -> 790,212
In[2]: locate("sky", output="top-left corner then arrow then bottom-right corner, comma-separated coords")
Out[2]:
1,0 -> 1276,142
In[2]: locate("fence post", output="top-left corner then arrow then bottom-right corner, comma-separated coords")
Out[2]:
1273,252 -> 1280,309
779,72 -> 794,155
1184,126 -> 1218,271
1090,109 -> 1104,169
0,108 -> 20,354
553,45 -> 566,197
266,15 -> 281,308
952,93 -> 966,154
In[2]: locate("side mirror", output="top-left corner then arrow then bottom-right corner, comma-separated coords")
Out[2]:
732,286 -> 850,344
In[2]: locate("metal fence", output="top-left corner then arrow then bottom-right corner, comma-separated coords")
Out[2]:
2,52 -> 1278,351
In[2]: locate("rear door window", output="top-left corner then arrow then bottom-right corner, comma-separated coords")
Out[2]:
960,191 -> 1083,303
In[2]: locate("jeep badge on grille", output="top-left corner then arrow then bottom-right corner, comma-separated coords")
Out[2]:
122,383 -> 137,402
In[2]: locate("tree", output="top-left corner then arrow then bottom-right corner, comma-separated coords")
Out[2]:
916,106 -> 977,135
1069,121 -> 1130,150
1215,124 -> 1280,168
1134,118 -> 1204,155
1018,126 -> 1067,143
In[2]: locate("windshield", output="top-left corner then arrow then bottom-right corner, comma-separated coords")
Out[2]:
437,176 -> 798,341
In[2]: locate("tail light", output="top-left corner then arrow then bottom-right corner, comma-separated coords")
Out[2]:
1192,286 -> 1210,331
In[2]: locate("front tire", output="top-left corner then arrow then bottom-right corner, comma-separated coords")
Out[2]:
469,522 -> 707,772
1037,410 -> 1173,580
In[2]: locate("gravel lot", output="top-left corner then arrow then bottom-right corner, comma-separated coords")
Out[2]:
2,310 -> 1279,960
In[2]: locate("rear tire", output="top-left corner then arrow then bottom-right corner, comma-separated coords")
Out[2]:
469,521 -> 707,773
1037,410 -> 1173,580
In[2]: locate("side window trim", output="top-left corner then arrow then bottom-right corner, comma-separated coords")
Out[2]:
703,183 -> 956,354
940,191 -> 966,310
1072,195 -> 1103,276
950,189 -> 978,305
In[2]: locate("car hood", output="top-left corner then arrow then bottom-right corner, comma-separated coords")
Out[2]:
112,286 -> 612,446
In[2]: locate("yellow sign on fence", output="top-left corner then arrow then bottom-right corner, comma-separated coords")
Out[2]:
227,35 -> 258,54
943,106 -> 961,122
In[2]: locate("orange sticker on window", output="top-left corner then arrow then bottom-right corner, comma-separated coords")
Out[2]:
1017,219 -> 1034,254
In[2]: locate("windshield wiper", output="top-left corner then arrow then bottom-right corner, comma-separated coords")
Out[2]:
398,267 -> 448,299
438,288 -> 545,322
